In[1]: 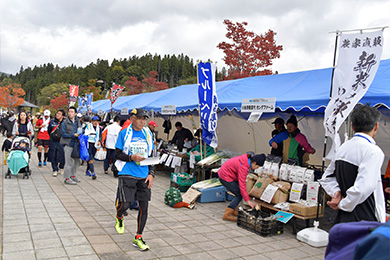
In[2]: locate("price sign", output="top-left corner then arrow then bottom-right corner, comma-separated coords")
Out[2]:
161,105 -> 176,115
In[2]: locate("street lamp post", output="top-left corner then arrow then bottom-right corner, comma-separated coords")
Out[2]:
97,80 -> 110,99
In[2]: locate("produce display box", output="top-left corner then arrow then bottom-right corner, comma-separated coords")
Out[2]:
196,186 -> 226,203
289,203 -> 322,217
170,173 -> 195,186
237,209 -> 283,237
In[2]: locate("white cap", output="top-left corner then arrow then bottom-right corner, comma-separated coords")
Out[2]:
77,113 -> 82,117
43,110 -> 51,116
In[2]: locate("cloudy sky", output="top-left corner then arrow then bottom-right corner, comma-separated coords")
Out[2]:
0,0 -> 389,75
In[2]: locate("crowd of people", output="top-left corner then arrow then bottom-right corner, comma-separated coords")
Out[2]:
1,107 -> 159,251
0,108 -> 124,183
1,104 -> 389,255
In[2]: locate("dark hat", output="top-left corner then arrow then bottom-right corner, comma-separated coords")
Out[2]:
287,115 -> 298,127
131,108 -> 149,118
251,154 -> 266,166
272,118 -> 284,125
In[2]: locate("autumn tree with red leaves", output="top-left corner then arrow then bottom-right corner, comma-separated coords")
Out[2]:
0,82 -> 26,109
125,76 -> 145,95
217,19 -> 283,80
125,71 -> 168,95
50,93 -> 69,111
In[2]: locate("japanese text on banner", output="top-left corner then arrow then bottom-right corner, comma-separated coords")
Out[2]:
69,85 -> 79,107
324,30 -> 383,158
198,62 -> 218,148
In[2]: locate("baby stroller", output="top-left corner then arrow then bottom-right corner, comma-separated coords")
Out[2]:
5,136 -> 32,179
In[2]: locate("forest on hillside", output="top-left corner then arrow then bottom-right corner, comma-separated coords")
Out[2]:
0,53 -> 224,106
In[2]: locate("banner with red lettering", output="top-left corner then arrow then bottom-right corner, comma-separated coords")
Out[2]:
110,83 -> 125,105
69,85 -> 79,107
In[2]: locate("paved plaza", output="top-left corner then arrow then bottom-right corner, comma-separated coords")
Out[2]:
0,136 -> 326,260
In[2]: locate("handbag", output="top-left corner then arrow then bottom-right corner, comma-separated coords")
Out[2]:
94,147 -> 107,161
71,140 -> 80,159
79,134 -> 89,161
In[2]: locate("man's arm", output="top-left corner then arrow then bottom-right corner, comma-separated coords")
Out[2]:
186,128 -> 194,141
115,148 -> 145,162
319,159 -> 340,197
296,133 -> 315,154
269,131 -> 288,146
171,131 -> 178,144
115,148 -> 132,162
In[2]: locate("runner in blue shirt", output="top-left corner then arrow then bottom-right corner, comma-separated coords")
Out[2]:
114,108 -> 155,251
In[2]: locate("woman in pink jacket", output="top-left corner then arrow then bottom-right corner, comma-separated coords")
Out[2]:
218,153 -> 266,221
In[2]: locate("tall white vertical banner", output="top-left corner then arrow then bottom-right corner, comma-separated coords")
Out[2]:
324,30 -> 384,158
198,62 -> 218,148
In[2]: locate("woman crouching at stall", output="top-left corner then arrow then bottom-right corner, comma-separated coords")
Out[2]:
218,153 -> 266,222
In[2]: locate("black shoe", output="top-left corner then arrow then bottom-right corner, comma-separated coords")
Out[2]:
123,211 -> 128,216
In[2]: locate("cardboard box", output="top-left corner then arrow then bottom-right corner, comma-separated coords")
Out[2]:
182,188 -> 202,204
289,203 -> 322,217
196,186 -> 226,203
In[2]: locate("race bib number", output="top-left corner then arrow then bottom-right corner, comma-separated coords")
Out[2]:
130,142 -> 148,165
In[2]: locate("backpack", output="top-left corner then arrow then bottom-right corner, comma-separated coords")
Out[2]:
50,123 -> 62,141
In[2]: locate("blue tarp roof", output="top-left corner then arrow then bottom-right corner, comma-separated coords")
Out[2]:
92,59 -> 390,113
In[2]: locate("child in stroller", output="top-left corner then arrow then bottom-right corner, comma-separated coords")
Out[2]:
5,136 -> 32,179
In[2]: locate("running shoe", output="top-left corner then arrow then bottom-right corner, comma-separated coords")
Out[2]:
85,170 -> 92,177
64,178 -> 77,185
38,162 -> 42,167
43,161 -> 47,166
71,176 -> 80,183
132,236 -> 150,251
53,171 -> 58,177
115,216 -> 124,234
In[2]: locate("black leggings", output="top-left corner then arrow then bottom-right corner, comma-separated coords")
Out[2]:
117,201 -> 149,235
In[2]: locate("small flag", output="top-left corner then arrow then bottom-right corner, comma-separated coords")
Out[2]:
110,83 -> 125,105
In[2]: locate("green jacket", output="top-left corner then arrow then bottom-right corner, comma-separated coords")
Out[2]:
164,187 -> 183,207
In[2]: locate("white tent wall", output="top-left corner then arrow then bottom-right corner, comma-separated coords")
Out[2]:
211,112 -> 326,167
152,111 -> 390,174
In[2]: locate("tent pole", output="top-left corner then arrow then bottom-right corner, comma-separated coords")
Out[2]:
321,32 -> 340,173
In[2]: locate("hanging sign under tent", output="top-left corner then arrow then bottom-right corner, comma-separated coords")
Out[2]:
241,97 -> 276,122
161,105 -> 176,115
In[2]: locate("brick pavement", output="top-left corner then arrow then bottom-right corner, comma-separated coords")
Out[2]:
1,136 -> 326,259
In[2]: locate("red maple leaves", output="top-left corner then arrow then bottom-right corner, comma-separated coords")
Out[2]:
0,83 -> 25,109
125,71 -> 168,95
217,19 -> 283,80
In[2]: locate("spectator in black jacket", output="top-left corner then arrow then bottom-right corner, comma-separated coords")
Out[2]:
2,132 -> 13,165
48,110 -> 65,177
270,117 -> 286,157
170,122 -> 193,152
